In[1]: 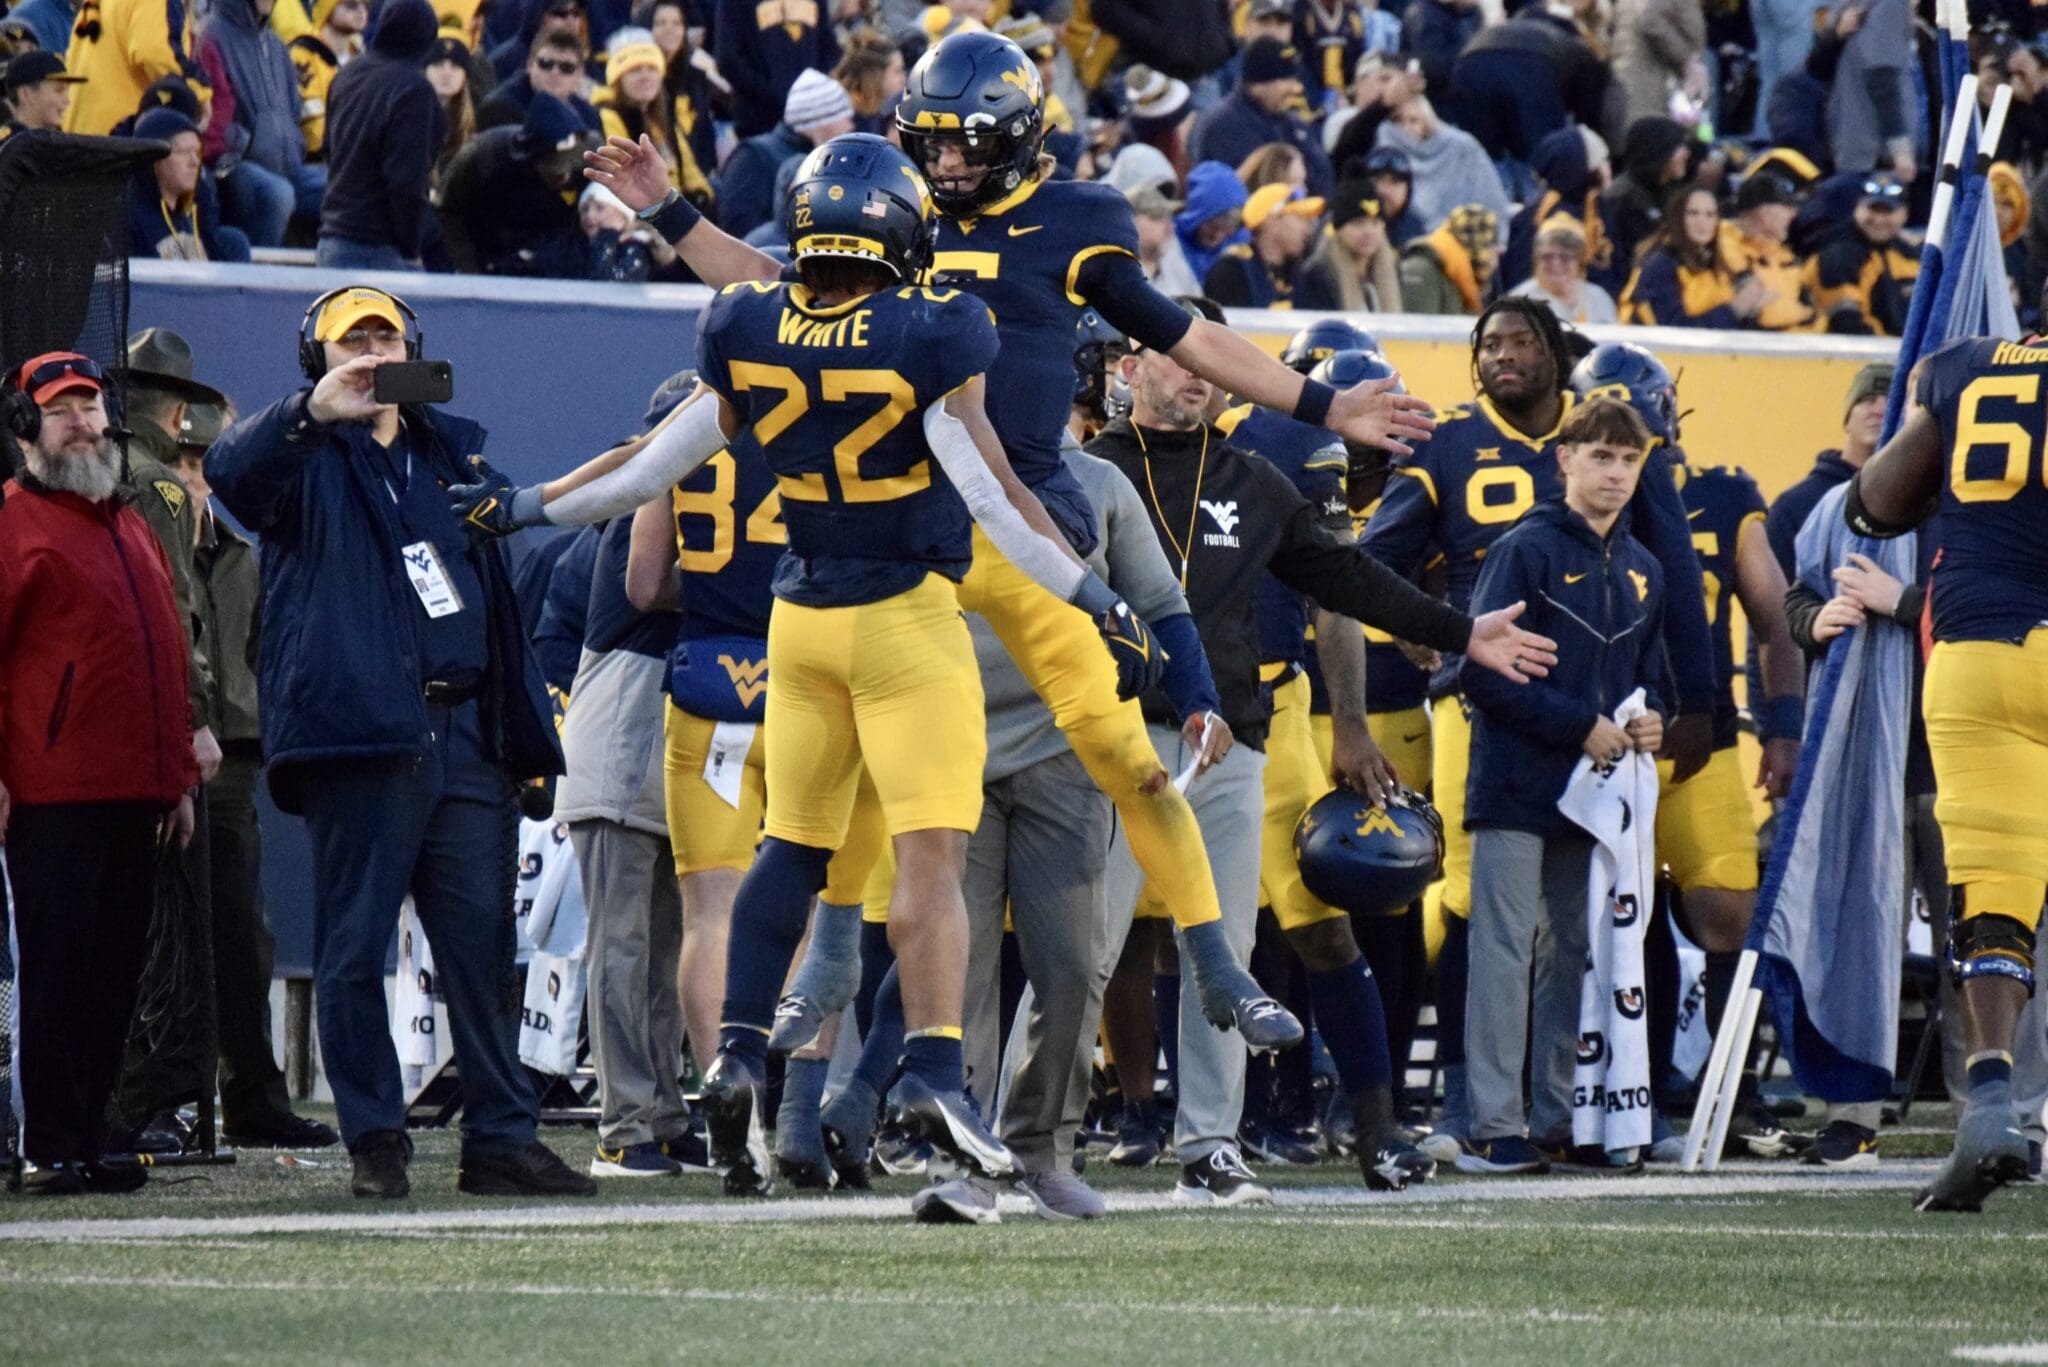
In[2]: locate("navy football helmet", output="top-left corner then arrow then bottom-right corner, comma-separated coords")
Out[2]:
1308,347 -> 1401,393
1282,319 -> 1381,374
1293,787 -> 1445,916
1073,307 -> 1126,418
896,30 -> 1047,214
1569,341 -> 1678,446
782,133 -> 936,282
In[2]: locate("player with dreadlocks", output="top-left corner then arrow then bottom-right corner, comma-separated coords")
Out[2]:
1361,295 -> 1715,1168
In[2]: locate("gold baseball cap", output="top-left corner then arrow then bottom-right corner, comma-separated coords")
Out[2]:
312,287 -> 406,342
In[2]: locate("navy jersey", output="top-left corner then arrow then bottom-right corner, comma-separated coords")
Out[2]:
926,177 -> 1142,492
1302,493 -> 1433,716
695,280 -> 999,609
669,431 -> 783,641
1215,402 -> 1349,667
1916,337 -> 2048,643
1361,391 -> 1712,704
1674,460 -> 1767,749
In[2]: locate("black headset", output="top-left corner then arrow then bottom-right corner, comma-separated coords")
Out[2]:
298,286 -> 424,382
5,353 -> 108,445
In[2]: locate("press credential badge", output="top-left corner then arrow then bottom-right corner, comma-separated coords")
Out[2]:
402,540 -> 465,618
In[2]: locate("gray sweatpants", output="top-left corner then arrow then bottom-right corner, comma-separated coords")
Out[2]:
962,750 -> 1115,1173
1466,827 -> 1593,1144
1093,724 -> 1266,1165
569,821 -> 688,1148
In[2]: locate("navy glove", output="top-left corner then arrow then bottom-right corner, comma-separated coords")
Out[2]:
447,455 -> 531,538
1094,599 -> 1166,701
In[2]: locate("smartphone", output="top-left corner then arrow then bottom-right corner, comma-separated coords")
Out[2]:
373,359 -> 454,406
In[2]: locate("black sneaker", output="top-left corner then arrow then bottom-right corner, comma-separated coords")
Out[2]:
224,1110 -> 341,1151
9,1161 -> 84,1196
702,1053 -> 773,1196
1172,1145 -> 1273,1207
1107,1100 -> 1161,1168
1801,1120 -> 1879,1170
81,1159 -> 149,1194
351,1130 -> 412,1199
458,1141 -> 598,1197
1724,1100 -> 1807,1159
1360,1136 -> 1437,1191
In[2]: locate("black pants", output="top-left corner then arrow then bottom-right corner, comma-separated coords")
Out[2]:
210,744 -> 291,1124
6,802 -> 161,1164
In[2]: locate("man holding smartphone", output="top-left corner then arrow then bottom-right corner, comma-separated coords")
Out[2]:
206,286 -> 593,1201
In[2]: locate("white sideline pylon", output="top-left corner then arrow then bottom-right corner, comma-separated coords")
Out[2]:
1681,947 -> 1755,1173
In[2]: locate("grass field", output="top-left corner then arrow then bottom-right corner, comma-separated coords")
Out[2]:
3,1109 -> 2044,1366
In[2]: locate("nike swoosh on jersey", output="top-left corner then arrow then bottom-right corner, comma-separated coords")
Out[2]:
1401,731 -> 1427,744
1007,224 -> 1044,236
1565,572 -> 1588,584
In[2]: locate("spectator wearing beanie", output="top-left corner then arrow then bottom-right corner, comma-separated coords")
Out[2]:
1295,178 -> 1403,311
288,0 -> 368,160
1398,202 -> 1500,314
715,67 -> 853,240
1122,64 -> 1195,182
426,32 -> 478,187
127,106 -> 252,260
714,0 -> 838,140
1600,114 -> 1691,268
1204,182 -> 1324,307
1357,144 -> 1425,247
478,29 -> 600,130
1504,123 -> 1611,293
1448,0 -> 1609,167
1191,37 -> 1334,199
595,28 -> 713,209
1805,173 -> 1918,335
1508,214 -> 1616,323
1175,160 -> 1252,284
437,90 -> 593,274
1106,144 -> 1201,294
1375,95 -> 1510,245
198,0 -> 328,247
4,0 -> 75,59
318,0 -> 443,269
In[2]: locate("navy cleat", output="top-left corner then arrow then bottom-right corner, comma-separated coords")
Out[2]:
821,1121 -> 873,1190
1240,1118 -> 1320,1167
767,992 -> 828,1056
702,1053 -> 773,1197
1914,1101 -> 2031,1213
1107,1100 -> 1162,1168
1361,1136 -> 1437,1191
886,1073 -> 1016,1179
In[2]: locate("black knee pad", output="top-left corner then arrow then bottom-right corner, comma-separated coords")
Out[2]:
1948,889 -> 2038,996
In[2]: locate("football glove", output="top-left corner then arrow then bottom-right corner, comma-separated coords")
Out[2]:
1094,599 -> 1165,701
447,455 -> 533,538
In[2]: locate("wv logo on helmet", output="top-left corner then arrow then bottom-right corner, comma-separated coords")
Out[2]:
1355,808 -> 1403,838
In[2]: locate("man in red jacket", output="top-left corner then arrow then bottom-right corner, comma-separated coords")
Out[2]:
0,352 -> 198,1197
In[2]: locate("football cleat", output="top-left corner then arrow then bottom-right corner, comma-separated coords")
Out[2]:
1107,1101 -> 1162,1168
1361,1136 -> 1437,1191
871,1123 -> 932,1177
911,1175 -> 1002,1225
1191,966 -> 1303,1052
701,1052 -> 773,1197
1240,1119 -> 1320,1167
1725,1100 -> 1810,1159
1172,1146 -> 1273,1207
1914,1103 -> 2031,1213
887,1073 -> 1017,1180
767,992 -> 828,1056
821,1122 -> 873,1190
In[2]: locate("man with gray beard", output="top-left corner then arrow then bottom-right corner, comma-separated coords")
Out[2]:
0,352 -> 199,1196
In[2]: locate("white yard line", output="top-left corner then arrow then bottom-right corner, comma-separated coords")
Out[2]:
1956,1347 -> 2048,1363
0,1165 -> 1947,1243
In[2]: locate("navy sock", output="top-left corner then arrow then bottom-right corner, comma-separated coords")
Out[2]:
720,838 -> 832,1071
1436,914 -> 1468,1067
853,918 -> 895,1041
901,1030 -> 965,1094
1308,956 -> 1394,1095
1967,1052 -> 2014,1097
1154,972 -> 1181,1095
851,963 -> 905,1099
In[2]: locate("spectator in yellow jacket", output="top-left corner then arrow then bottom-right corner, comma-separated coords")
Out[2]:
288,0 -> 365,159
1621,184 -> 1767,327
63,0 -> 206,135
593,27 -> 711,209
1717,170 -> 1819,331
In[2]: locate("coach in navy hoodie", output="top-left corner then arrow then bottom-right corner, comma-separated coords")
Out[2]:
316,0 -> 443,270
1455,396 -> 1668,1175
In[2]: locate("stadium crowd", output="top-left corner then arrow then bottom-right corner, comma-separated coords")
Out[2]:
2,3 -> 2045,1222
3,0 -> 2040,330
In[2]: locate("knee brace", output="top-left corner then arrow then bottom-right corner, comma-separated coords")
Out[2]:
1949,890 -> 2038,996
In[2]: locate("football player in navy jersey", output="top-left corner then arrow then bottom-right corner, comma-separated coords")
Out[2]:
576,28 -> 1440,1048
1851,335 -> 2048,1212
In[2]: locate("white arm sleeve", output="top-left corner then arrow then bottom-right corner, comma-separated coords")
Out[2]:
542,392 -> 729,526
922,401 -> 1087,603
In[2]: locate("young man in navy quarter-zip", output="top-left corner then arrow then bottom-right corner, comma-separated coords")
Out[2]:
1457,396 -> 1668,1176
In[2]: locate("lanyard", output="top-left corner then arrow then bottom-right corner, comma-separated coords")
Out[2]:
1135,422 -> 1210,591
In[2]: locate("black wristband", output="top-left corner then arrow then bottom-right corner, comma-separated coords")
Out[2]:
1292,378 -> 1335,428
645,190 -> 702,245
